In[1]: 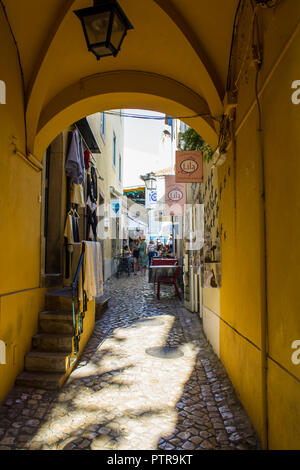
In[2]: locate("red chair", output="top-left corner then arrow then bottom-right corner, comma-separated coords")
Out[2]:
157,266 -> 182,300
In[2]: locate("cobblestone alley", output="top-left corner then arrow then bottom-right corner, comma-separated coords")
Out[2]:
0,275 -> 261,451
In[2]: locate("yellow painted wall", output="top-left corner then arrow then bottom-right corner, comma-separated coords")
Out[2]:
1,0 -> 299,450
218,1 -> 300,449
62,298 -> 95,386
0,288 -> 46,402
0,5 -> 46,402
267,360 -> 300,450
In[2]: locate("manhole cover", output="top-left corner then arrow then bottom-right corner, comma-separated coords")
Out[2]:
145,346 -> 184,359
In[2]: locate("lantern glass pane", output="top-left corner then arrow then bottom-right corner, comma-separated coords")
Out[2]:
84,11 -> 110,44
110,13 -> 127,50
91,44 -> 113,57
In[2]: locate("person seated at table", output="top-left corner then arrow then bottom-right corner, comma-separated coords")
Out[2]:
157,243 -> 164,256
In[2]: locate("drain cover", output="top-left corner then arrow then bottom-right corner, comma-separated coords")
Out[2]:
145,346 -> 184,359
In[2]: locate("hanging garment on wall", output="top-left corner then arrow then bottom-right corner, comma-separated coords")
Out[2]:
64,214 -> 74,244
72,214 -> 80,243
65,129 -> 85,184
70,183 -> 85,207
87,208 -> 98,241
87,165 -> 98,204
86,196 -> 97,213
91,165 -> 98,203
84,149 -> 91,169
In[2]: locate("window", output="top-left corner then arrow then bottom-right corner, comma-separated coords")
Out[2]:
119,154 -> 122,182
113,132 -> 116,166
180,121 -> 187,134
100,112 -> 106,140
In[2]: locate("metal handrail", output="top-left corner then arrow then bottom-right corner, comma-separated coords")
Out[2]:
70,243 -> 87,366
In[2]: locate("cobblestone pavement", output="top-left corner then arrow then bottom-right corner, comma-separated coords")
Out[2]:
0,274 -> 261,450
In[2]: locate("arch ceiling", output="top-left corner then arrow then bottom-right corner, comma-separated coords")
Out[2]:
5,0 -> 239,158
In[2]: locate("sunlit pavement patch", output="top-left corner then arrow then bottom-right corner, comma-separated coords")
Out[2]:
0,275 -> 261,450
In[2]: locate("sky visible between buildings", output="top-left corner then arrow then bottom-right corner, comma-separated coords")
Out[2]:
123,109 -> 173,188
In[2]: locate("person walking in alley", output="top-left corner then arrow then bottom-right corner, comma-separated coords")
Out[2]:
147,239 -> 156,266
139,235 -> 148,276
132,238 -> 140,275
123,242 -> 131,275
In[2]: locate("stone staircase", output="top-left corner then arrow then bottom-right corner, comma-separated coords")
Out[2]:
15,289 -> 75,390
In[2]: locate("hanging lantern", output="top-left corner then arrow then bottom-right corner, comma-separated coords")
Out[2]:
74,0 -> 133,60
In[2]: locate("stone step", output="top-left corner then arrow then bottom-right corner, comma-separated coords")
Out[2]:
15,371 -> 64,390
95,296 -> 110,321
25,351 -> 70,373
45,288 -> 73,312
39,310 -> 74,334
32,333 -> 73,352
43,273 -> 63,288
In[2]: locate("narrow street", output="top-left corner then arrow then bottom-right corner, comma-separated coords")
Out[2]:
0,275 -> 260,451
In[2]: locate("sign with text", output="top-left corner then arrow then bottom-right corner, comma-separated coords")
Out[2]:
165,175 -> 186,216
175,150 -> 203,183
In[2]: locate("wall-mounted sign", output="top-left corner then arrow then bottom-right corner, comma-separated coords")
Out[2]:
0,340 -> 6,364
0,80 -> 6,104
165,175 -> 186,216
175,151 -> 203,183
145,189 -> 157,209
110,199 -> 121,218
168,188 -> 183,202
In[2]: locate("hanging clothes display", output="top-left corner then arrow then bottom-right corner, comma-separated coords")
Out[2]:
86,164 -> 98,241
64,213 -> 74,245
70,182 -> 85,207
65,128 -> 85,184
84,149 -> 91,169
87,165 -> 98,204
64,210 -> 80,245
72,213 -> 80,243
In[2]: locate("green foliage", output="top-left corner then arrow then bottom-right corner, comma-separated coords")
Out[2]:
178,127 -> 213,162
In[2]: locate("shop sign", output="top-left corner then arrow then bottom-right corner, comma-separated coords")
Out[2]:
165,175 -> 186,216
111,199 -> 121,218
168,188 -> 183,202
145,189 -> 157,208
176,151 -> 203,183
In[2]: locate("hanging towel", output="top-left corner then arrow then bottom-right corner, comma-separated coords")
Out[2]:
79,241 -> 103,301
65,129 -> 85,184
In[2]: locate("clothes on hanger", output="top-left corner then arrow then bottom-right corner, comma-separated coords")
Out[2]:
72,213 -> 80,243
64,213 -> 74,245
65,128 -> 85,184
87,165 -> 98,204
87,207 -> 98,241
64,209 -> 80,245
84,149 -> 91,169
70,182 -> 85,207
